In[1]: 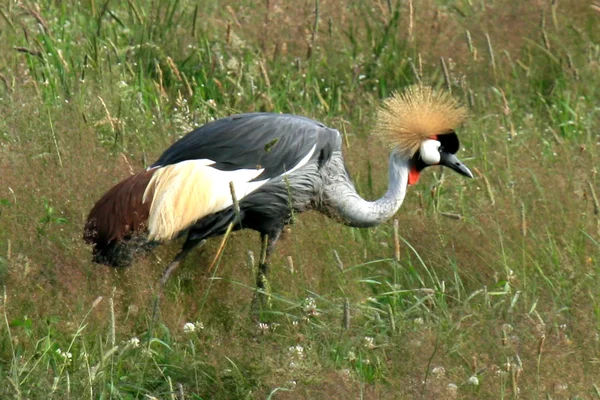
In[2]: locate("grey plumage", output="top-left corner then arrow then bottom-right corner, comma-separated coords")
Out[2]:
85,103 -> 471,292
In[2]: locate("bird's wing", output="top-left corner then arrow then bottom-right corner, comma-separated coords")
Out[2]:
152,113 -> 339,181
144,113 -> 340,240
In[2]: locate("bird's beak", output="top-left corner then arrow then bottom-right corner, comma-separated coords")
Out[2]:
439,152 -> 473,178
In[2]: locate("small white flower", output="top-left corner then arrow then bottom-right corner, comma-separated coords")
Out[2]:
446,383 -> 458,396
288,344 -> 304,359
347,351 -> 356,362
183,322 -> 196,333
414,317 -> 424,325
431,366 -> 446,377
128,337 -> 140,348
467,375 -> 479,386
302,297 -> 319,316
257,322 -> 269,333
363,336 -> 375,349
56,348 -> 72,363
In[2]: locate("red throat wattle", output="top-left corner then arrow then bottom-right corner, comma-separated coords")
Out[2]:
408,165 -> 420,186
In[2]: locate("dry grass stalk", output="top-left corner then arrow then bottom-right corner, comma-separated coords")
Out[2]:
465,29 -> 477,61
108,288 -> 116,348
485,33 -> 496,74
440,57 -> 451,92
259,60 -> 271,88
537,334 -> 545,356
393,219 -> 400,262
13,46 -> 42,58
542,28 -> 551,51
286,256 -> 294,274
408,0 -> 414,42
155,60 -> 167,99
520,201 -> 527,236
25,4 -> 50,35
181,72 -> 194,97
474,167 -> 495,206
97,96 -> 116,133
589,181 -> 600,215
225,5 -> 242,28
307,0 -> 320,60
440,212 -> 462,220
127,0 -> 143,24
333,249 -> 344,272
0,7 -> 16,32
387,303 -> 395,333
409,58 -> 421,82
121,154 -> 135,176
166,56 -> 182,81
208,223 -> 234,273
47,111 -> 63,170
226,20 -> 231,45
342,299 -> 350,330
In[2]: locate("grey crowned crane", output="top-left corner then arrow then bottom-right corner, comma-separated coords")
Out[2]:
84,85 -> 473,290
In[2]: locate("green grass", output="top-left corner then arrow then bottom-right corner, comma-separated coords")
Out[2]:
1,0 -> 600,398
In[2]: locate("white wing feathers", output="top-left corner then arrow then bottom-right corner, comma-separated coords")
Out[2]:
143,145 -> 316,241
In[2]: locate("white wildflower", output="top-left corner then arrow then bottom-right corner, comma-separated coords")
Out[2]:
183,321 -> 204,333
414,317 -> 424,325
288,344 -> 304,359
467,375 -> 479,386
363,336 -> 375,350
302,297 -> 319,316
446,383 -> 458,397
56,348 -> 72,363
257,322 -> 269,333
431,366 -> 446,377
347,351 -> 357,362
128,337 -> 140,348
183,322 -> 196,333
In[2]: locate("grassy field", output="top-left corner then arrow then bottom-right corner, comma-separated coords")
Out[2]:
1,0 -> 600,398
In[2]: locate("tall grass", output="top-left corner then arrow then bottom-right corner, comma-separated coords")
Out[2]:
1,0 -> 599,398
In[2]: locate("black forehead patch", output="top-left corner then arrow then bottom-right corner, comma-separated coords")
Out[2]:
438,131 -> 460,154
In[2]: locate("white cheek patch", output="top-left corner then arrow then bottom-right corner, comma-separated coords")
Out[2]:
420,139 -> 441,165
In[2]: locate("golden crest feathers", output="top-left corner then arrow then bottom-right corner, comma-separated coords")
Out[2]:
374,85 -> 467,157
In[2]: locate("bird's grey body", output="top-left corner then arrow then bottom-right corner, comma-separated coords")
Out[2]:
84,85 -> 472,294
160,113 -> 409,247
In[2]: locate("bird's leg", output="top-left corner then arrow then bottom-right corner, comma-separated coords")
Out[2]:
152,237 -> 206,325
159,237 -> 206,287
253,231 -> 281,313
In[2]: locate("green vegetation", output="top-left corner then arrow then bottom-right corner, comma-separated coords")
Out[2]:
1,0 -> 599,398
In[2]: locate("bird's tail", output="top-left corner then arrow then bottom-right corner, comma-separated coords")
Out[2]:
84,170 -> 156,267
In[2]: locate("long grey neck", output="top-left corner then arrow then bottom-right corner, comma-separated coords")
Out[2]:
319,151 -> 410,228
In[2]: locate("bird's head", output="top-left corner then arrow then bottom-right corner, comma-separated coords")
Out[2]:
375,84 -> 473,185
